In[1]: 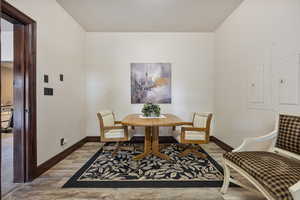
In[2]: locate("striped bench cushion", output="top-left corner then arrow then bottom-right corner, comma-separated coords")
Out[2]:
224,151 -> 300,200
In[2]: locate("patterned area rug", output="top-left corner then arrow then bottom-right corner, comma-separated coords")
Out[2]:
63,143 -> 226,188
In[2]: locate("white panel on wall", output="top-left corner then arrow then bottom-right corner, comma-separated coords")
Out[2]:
248,65 -> 264,104
247,48 -> 274,111
276,54 -> 299,105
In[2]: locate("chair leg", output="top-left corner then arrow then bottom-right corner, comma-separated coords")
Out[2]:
178,144 -> 207,159
221,159 -> 231,194
159,144 -> 170,151
111,142 -> 121,157
191,149 -> 207,159
109,142 -> 135,156
120,146 -> 134,151
178,148 -> 192,157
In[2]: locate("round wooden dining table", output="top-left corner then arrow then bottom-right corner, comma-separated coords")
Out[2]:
122,114 -> 182,160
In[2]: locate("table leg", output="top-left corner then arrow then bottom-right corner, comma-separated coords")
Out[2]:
152,126 -> 171,160
133,127 -> 152,160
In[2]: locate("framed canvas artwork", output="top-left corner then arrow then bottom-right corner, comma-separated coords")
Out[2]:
131,63 -> 172,104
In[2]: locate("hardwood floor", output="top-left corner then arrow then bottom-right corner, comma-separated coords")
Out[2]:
1,134 -> 20,196
3,142 -> 266,200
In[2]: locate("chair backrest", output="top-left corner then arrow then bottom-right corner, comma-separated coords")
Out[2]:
193,112 -> 213,130
97,110 -> 115,136
275,114 -> 300,158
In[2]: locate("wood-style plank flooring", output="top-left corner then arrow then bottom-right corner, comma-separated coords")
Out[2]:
3,142 -> 266,200
1,134 -> 20,196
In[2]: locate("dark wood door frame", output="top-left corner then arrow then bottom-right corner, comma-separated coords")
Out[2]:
1,1 -> 37,183
0,0 -> 2,197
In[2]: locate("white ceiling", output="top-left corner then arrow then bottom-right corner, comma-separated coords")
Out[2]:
1,19 -> 13,32
56,0 -> 244,32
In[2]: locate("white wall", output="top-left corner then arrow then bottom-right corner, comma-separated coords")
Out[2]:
1,31 -> 13,62
7,0 -> 86,165
85,33 -> 215,136
8,0 -> 300,162
215,0 -> 300,148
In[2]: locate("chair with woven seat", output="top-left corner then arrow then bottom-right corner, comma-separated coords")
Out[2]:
221,114 -> 300,200
97,110 -> 134,156
172,112 -> 213,159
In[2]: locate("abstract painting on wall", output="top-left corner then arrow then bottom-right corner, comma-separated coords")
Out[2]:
131,63 -> 171,104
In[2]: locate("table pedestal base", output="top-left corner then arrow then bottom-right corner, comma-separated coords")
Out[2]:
133,126 -> 171,161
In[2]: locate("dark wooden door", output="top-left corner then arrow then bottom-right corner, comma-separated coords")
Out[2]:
1,0 -> 3,198
0,0 -> 2,197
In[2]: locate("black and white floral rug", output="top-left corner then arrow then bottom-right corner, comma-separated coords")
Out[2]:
63,142 -> 226,188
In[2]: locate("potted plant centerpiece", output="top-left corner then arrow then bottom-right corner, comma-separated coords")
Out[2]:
142,103 -> 161,117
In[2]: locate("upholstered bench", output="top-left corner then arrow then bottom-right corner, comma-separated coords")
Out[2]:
221,114 -> 300,200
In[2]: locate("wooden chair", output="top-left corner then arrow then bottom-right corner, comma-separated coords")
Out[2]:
221,114 -> 300,200
97,110 -> 134,156
172,112 -> 213,159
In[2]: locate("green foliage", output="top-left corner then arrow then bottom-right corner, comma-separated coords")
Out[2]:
142,103 -> 161,117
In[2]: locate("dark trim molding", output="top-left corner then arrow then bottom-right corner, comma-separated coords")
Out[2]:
85,136 -> 100,142
35,136 -> 233,178
210,136 -> 234,152
1,1 -> 2,197
35,137 -> 87,178
2,1 -> 35,24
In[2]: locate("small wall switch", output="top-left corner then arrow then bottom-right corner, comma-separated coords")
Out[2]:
60,74 -> 64,82
44,75 -> 49,83
60,138 -> 64,146
60,138 -> 67,146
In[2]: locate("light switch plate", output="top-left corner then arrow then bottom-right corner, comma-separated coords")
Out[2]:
44,75 -> 49,83
60,74 -> 64,82
44,88 -> 53,96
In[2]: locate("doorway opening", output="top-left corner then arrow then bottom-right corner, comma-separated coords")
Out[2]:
0,18 -> 17,196
0,1 -> 37,197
